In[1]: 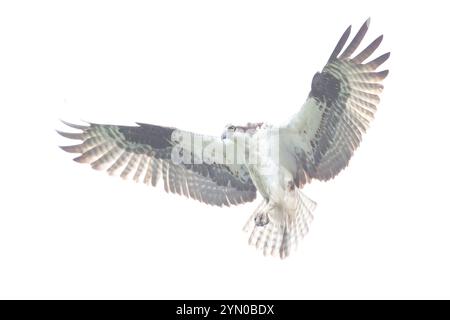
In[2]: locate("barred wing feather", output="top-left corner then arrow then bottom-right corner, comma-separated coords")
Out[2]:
286,18 -> 389,186
58,121 -> 256,206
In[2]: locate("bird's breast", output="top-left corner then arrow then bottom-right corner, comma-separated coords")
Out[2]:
246,130 -> 294,202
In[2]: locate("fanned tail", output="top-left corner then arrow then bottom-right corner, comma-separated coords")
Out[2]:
243,190 -> 317,259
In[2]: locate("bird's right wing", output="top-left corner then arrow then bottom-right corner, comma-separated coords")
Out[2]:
58,121 -> 256,206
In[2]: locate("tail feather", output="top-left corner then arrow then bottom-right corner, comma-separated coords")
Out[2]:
244,190 -> 316,259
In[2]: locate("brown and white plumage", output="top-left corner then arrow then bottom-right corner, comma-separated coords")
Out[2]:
243,18 -> 390,258
58,121 -> 256,206
285,18 -> 389,186
58,19 -> 389,259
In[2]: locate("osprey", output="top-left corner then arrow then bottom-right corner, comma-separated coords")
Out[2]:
58,19 -> 389,259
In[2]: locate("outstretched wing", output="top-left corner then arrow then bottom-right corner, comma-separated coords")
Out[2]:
284,19 -> 389,186
58,121 -> 256,206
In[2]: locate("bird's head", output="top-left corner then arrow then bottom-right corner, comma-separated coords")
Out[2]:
221,122 -> 264,140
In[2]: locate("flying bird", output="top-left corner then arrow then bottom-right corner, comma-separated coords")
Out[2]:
58,19 -> 389,259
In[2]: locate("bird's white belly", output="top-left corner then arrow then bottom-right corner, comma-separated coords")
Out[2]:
246,129 -> 294,202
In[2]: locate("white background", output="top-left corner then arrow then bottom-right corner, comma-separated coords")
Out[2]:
0,0 -> 449,299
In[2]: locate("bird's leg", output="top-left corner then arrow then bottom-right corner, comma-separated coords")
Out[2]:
254,212 -> 269,227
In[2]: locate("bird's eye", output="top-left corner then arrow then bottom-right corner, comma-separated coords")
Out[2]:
229,126 -> 236,131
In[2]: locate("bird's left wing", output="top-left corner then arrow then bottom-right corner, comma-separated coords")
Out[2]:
58,121 -> 256,206
283,19 -> 389,186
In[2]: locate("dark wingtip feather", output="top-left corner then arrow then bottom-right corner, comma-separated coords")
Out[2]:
352,34 -> 384,64
364,69 -> 389,81
339,19 -> 371,59
328,25 -> 352,63
365,52 -> 390,70
60,119 -> 88,130
56,130 -> 84,140
59,145 -> 83,153
73,155 -> 90,163
377,69 -> 389,80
